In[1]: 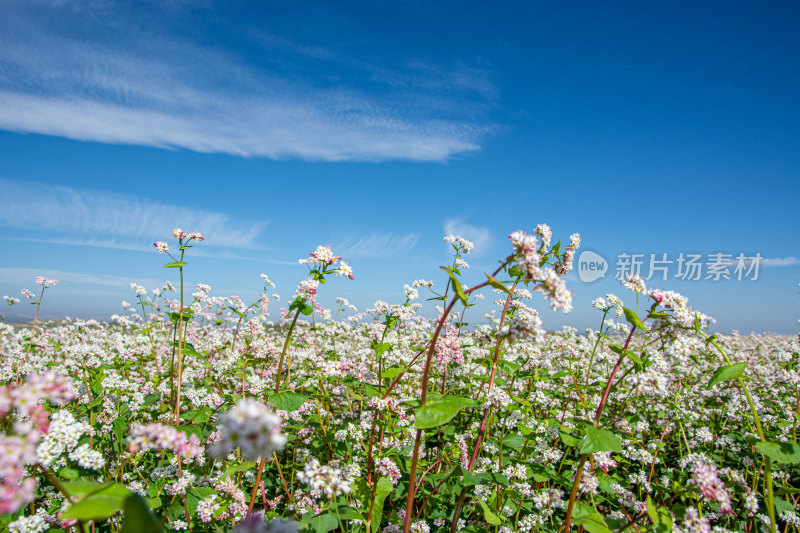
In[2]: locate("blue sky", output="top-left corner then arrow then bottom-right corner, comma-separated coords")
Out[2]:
1,0 -> 798,333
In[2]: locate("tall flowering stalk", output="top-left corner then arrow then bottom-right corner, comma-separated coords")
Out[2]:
23,277 -> 58,355
405,226 -> 578,533
245,246 -> 353,518
698,329 -> 777,532
274,245 -> 353,394
1,295 -> 20,323
153,229 -> 204,425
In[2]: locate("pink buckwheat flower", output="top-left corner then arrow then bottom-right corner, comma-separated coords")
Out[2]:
35,276 -> 59,287
21,289 -> 35,299
336,260 -> 354,279
509,230 -> 538,255
128,423 -> 202,463
299,245 -> 342,266
153,241 -> 169,253
172,228 -> 187,239
435,326 -> 463,366
687,457 -> 734,515
375,457 -> 402,485
535,223 -> 552,251
296,278 -> 319,302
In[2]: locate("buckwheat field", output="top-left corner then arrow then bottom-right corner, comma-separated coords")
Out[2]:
2,226 -> 798,533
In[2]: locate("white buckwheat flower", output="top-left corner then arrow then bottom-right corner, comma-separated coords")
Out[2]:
210,398 -> 286,461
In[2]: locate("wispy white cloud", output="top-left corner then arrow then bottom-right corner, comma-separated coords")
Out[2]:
443,219 -> 492,253
0,267 -> 166,289
0,3 -> 496,162
762,257 -> 800,267
0,179 -> 267,250
336,233 -> 420,258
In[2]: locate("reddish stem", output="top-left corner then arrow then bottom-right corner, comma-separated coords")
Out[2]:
562,324 -> 638,532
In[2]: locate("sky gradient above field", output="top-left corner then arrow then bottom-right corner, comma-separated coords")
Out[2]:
1,0 -> 798,333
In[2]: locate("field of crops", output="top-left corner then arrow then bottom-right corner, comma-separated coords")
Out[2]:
1,227 -> 798,533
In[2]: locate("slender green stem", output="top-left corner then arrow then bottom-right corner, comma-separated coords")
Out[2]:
274,307 -> 302,393
173,249 -> 186,426
701,332 -> 775,533
563,323 -> 638,531
25,286 -> 46,356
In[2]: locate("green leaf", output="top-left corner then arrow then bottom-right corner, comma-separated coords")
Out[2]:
372,342 -> 391,357
755,440 -> 800,464
414,401 -> 462,429
122,494 -> 162,533
59,467 -> 80,480
61,483 -> 131,521
371,477 -> 393,533
145,497 -> 162,510
301,512 -> 339,533
775,497 -> 795,515
380,365 -> 406,379
623,307 -> 647,332
485,273 -> 511,294
461,472 -> 510,488
222,460 -> 257,478
560,430 -> 582,448
574,512 -> 612,533
335,506 -> 363,521
579,426 -> 622,454
441,267 -> 468,306
478,500 -> 502,525
180,407 -> 212,424
269,391 -> 310,412
646,495 -> 658,521
502,434 -> 525,450
707,362 -> 747,388
440,394 -> 481,408
288,296 -> 306,312
62,480 -> 107,500
227,306 -> 246,319
162,261 -> 187,268
626,350 -> 643,370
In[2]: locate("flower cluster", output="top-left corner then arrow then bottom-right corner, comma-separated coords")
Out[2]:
444,234 -> 475,254
299,245 -> 341,266
555,233 -> 581,274
435,326 -> 464,366
129,423 -> 203,463
0,223 -> 794,533
296,457 -> 351,496
0,373 -> 76,513
686,456 -> 733,515
210,398 -> 286,460
172,228 -> 205,241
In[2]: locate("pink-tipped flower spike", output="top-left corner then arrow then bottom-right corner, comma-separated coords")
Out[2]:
187,232 -> 205,241
35,277 -> 59,287
21,289 -> 35,299
508,230 -> 537,254
153,241 -> 169,253
534,223 -> 552,251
